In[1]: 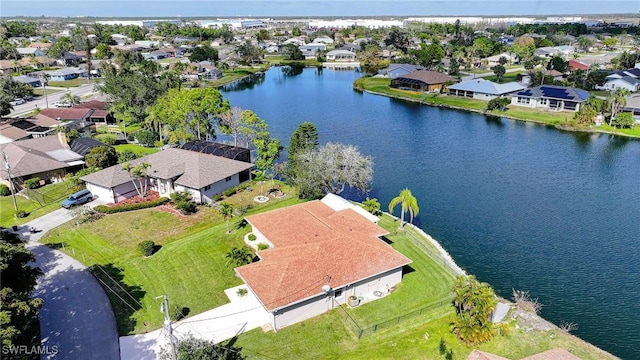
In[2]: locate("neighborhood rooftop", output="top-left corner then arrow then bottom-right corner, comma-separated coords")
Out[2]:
236,200 -> 411,312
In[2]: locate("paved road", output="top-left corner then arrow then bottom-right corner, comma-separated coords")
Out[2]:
14,200 -> 120,360
9,83 -> 99,118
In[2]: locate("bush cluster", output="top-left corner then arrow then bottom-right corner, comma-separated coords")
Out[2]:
137,240 -> 155,256
94,197 -> 169,214
171,191 -> 197,214
95,133 -> 117,145
24,177 -> 41,189
0,184 -> 10,196
257,243 -> 269,251
14,210 -> 27,218
248,234 -> 256,241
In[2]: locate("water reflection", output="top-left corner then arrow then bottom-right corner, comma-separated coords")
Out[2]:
484,115 -> 504,127
280,65 -> 304,77
219,72 -> 265,92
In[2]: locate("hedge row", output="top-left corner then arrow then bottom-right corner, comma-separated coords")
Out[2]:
94,197 -> 170,214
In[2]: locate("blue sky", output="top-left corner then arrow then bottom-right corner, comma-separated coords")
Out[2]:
1,0 -> 638,18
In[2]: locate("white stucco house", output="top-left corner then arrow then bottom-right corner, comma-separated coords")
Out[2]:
326,49 -> 356,62
236,195 -> 412,330
511,85 -> 589,112
81,148 -> 254,204
448,78 -> 526,100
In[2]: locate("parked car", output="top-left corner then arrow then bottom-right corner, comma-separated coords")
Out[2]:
10,98 -> 26,106
53,101 -> 72,108
62,189 -> 93,209
23,95 -> 34,101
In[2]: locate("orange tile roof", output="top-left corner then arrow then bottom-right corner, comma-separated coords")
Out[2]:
237,201 -> 410,311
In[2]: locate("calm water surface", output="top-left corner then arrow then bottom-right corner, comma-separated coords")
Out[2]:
221,68 -> 640,359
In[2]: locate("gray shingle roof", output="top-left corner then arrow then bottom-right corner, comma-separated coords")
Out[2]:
448,79 -> 525,95
81,148 -> 254,189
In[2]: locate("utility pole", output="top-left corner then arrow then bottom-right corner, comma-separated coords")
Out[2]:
156,294 -> 176,360
2,152 -> 19,212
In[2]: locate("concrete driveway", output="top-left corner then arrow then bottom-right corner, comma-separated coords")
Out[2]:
14,198 -> 120,359
120,285 -> 270,360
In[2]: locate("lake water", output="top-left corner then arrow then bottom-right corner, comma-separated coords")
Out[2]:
221,68 -> 640,359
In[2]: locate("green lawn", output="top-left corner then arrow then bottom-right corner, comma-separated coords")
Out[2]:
234,214 -> 615,360
356,77 -> 640,139
46,78 -> 99,88
40,183 -> 304,334
482,73 -> 519,83
114,144 -> 159,156
205,67 -> 270,88
1,182 -> 74,228
32,88 -> 63,96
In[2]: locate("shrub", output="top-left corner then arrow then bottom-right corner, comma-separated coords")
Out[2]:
0,184 -> 10,196
174,200 -> 197,214
24,177 -> 41,189
257,243 -> 269,251
486,97 -> 511,111
211,194 -> 222,202
138,240 -> 155,256
14,210 -> 27,218
94,197 -> 169,214
222,187 -> 237,197
237,288 -> 248,297
248,234 -> 257,241
135,129 -> 159,147
95,133 -> 117,145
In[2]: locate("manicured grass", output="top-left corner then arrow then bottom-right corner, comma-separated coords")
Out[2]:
32,88 -> 62,96
46,78 -> 99,88
114,144 -> 159,156
356,77 -> 640,139
0,182 -> 74,228
482,73 -> 519,83
205,67 -> 270,87
234,213 -> 615,360
40,183 -> 304,334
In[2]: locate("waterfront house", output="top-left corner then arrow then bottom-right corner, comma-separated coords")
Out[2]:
448,79 -> 526,100
511,85 -> 589,112
325,50 -> 356,62
81,147 -> 254,204
378,64 -> 424,79
391,70 -> 455,92
236,195 -> 412,330
299,44 -> 327,60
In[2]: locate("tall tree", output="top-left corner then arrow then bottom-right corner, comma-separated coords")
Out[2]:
147,88 -> 229,143
491,64 -> 506,82
0,74 -> 31,116
0,230 -> 43,350
188,45 -> 219,63
384,27 -> 410,54
450,275 -> 497,346
388,188 -> 420,229
294,143 -> 373,199
235,40 -> 263,65
606,89 -> 628,126
287,121 -> 319,175
281,44 -> 303,61
85,145 -> 118,169
253,134 -> 282,181
218,107 -> 244,147
122,162 -> 151,197
577,35 -> 594,53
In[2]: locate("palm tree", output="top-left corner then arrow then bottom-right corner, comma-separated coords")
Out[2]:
606,88 -> 628,126
219,202 -> 234,234
388,188 -> 419,229
61,91 -> 81,105
225,247 -> 253,268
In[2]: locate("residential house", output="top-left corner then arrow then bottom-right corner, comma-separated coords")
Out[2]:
391,70 -> 455,92
143,50 -> 169,61
598,76 -> 640,92
39,108 -> 94,129
282,37 -> 306,46
568,59 -> 590,72
448,79 -> 526,100
81,147 -> 254,204
378,63 -> 425,79
17,48 -> 46,57
299,44 -> 327,60
28,42 -> 52,50
74,100 -> 115,124
487,52 -> 517,66
46,67 -> 85,81
312,36 -> 334,45
511,85 -> 589,112
134,40 -> 161,48
0,133 -> 87,188
0,115 -> 61,143
534,47 -> 559,58
241,20 -> 266,29
235,194 -> 412,330
336,44 -> 361,53
0,60 -> 20,74
59,52 -> 83,66
325,50 -> 356,62
12,75 -> 42,87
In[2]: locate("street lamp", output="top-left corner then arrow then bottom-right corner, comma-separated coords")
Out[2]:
2,152 -> 19,213
40,75 -> 49,108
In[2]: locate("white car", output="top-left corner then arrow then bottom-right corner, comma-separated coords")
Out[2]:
53,101 -> 72,108
10,98 -> 26,106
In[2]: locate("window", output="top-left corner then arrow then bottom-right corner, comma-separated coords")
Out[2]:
225,176 -> 232,182
517,97 -> 530,104
539,98 -> 548,105
204,185 -> 211,191
334,289 -> 343,298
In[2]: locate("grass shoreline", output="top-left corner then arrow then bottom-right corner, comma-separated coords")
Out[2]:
354,76 -> 640,139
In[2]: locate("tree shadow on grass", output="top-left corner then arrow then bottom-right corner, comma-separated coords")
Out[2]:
89,263 -> 145,335
234,218 -> 248,230
380,235 -> 394,245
